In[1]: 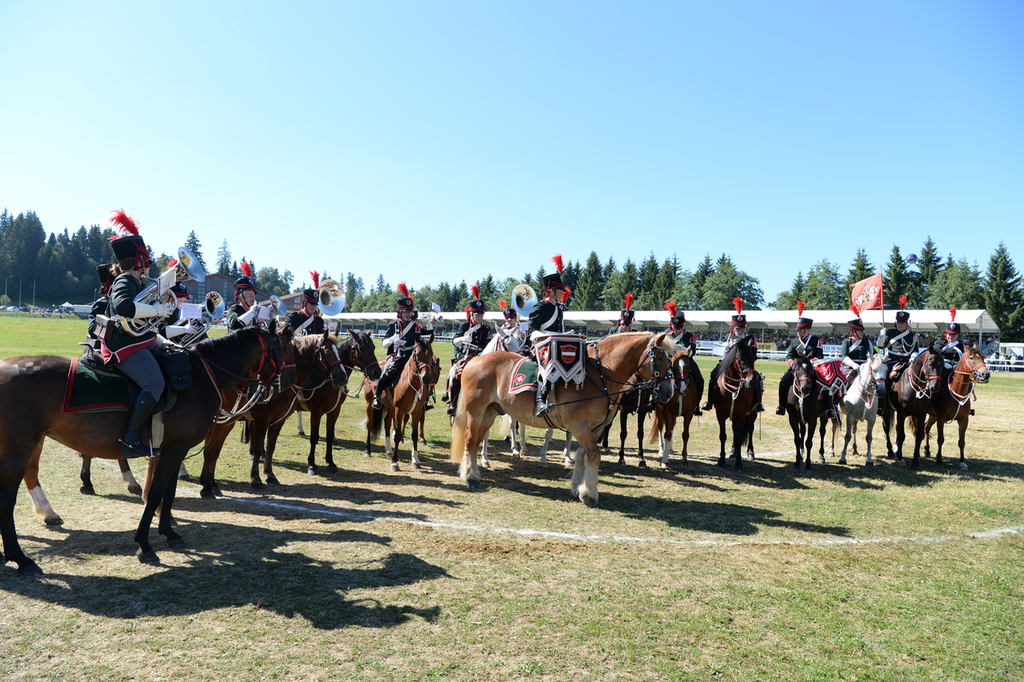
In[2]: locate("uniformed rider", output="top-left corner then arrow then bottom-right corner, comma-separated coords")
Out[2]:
839,305 -> 883,397
775,303 -> 825,416
443,285 -> 494,415
224,261 -> 261,331
371,283 -> 433,410
665,301 -> 704,416
702,298 -> 762,412
529,254 -> 571,416
101,210 -> 177,459
878,297 -> 918,386
941,308 -> 965,370
607,293 -> 635,335
286,271 -> 327,337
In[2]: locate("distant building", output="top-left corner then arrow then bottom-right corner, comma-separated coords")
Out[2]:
194,273 -> 270,306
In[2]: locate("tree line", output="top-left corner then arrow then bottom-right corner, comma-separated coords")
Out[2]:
2,209 -> 1022,339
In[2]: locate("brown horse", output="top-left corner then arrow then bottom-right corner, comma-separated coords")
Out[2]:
881,344 -> 945,468
647,348 -> 704,468
709,337 -> 761,471
451,332 -> 675,506
783,348 -> 820,471
1,322 -> 294,576
364,339 -> 438,471
197,330 -> 378,497
923,344 -> 990,470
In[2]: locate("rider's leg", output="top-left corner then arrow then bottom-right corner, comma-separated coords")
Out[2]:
776,368 -> 793,415
116,349 -> 166,459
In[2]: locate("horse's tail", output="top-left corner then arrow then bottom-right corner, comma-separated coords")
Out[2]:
450,392 -> 468,463
647,410 -> 663,444
369,402 -> 384,440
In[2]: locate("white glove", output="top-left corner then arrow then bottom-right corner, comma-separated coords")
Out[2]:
393,338 -> 406,349
453,334 -> 467,347
841,356 -> 859,369
132,302 -> 167,319
239,306 -> 258,325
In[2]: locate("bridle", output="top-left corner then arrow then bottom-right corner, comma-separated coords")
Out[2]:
200,329 -> 293,422
949,350 -> 989,402
907,350 -> 942,399
627,343 -> 674,402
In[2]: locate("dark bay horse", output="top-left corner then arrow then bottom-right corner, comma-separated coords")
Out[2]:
709,336 -> 760,471
923,344 -> 990,470
1,323 -> 294,576
783,348 -> 820,471
197,330 -> 378,497
451,332 -> 675,506
882,344 -> 945,468
648,348 -> 704,468
364,339 -> 438,471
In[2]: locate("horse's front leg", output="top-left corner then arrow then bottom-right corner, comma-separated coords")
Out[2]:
731,417 -> 745,471
863,414 -> 875,467
957,412 -> 969,470
817,415 -> 828,465
24,448 -> 62,526
249,421 -> 270,489
924,414 -> 935,459
134,453 -> 182,563
839,414 -> 853,465
636,405 -> 649,469
324,405 -> 341,472
156,465 -> 185,550
199,420 -> 232,499
478,428 -> 490,469
1,442 -> 44,576
264,420 -> 285,485
306,409 -> 322,475
410,410 -> 422,470
460,412 -> 491,489
804,422 -> 814,471
570,431 -> 602,507
390,415 -> 403,472
616,407 -> 628,466
716,413 -> 728,468
910,412 -> 925,469
893,409 -> 907,464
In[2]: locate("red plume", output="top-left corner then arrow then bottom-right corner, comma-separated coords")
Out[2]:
797,300 -> 805,317
552,254 -> 564,273
665,301 -> 678,318
109,209 -> 139,236
850,303 -> 861,317
561,288 -> 571,303
310,271 -> 320,289
167,259 -> 178,269
733,297 -> 743,314
240,261 -> 253,278
397,282 -> 409,298
899,294 -> 908,310
499,299 -> 508,311
624,292 -> 633,310
471,284 -> 481,301
950,307 -> 957,322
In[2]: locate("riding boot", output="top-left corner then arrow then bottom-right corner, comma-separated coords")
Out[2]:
701,368 -> 718,411
447,381 -> 460,417
535,384 -> 550,417
371,385 -> 384,410
775,371 -> 792,415
120,391 -> 161,459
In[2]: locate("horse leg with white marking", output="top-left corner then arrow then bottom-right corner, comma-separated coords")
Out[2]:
569,428 -> 602,507
296,412 -> 305,437
479,429 -> 490,469
563,431 -> 574,467
23,447 -> 61,526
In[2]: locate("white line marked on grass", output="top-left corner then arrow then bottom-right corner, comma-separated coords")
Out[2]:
214,494 -> 1023,549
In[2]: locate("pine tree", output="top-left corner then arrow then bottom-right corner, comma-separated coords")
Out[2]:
846,248 -> 874,287
983,243 -> 1024,341
772,271 -> 805,310
216,240 -> 232,275
183,231 -> 207,271
883,245 -> 909,309
803,259 -> 845,310
573,251 -> 604,310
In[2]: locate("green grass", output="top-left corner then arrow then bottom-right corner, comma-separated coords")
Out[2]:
1,316 -> 1023,681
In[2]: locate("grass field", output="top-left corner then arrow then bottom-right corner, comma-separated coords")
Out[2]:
2,315 -> 1023,681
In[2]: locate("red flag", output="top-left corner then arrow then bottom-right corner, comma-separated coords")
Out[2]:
850,274 -> 884,310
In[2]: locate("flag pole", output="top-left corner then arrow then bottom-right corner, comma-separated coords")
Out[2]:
880,273 -> 885,328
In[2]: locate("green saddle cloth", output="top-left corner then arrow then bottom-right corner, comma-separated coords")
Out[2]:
63,357 -> 176,414
507,358 -> 539,396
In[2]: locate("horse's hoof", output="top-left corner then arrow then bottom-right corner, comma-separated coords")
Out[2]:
18,562 -> 43,578
467,478 -> 480,490
865,461 -> 874,467
177,472 -> 190,481
44,515 -> 64,526
959,462 -> 969,471
413,462 -> 422,470
419,440 -> 428,447
817,457 -> 826,465
79,485 -> 95,495
136,549 -> 160,565
580,493 -> 598,508
266,475 -> 280,486
895,459 -> 907,468
167,537 -> 186,550
325,464 -> 338,473
128,484 -> 143,496
251,479 -> 264,490
200,488 -> 217,500
363,451 -> 371,458
308,466 -> 319,476
391,463 -> 400,472
637,460 -> 648,469
297,430 -> 306,437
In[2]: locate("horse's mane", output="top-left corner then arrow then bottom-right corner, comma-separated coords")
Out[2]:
193,327 -> 258,358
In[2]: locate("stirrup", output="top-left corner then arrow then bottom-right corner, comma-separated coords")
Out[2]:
120,438 -> 159,460
423,403 -> 433,411
371,397 -> 382,410
693,406 -> 702,416
701,401 -> 713,411
755,403 -> 765,412
775,405 -> 786,416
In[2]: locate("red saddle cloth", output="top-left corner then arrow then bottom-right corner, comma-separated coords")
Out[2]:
813,359 -> 847,393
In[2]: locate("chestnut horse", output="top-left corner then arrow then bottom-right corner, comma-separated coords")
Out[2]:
647,348 -> 704,468
709,336 -> 761,471
923,344 -> 990,470
783,347 -> 820,471
1,322 -> 294,576
451,332 -> 675,506
197,330 -> 378,497
881,343 -> 945,468
364,339 -> 438,471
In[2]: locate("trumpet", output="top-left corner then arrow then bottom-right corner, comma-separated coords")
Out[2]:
121,246 -> 206,337
179,291 -> 225,348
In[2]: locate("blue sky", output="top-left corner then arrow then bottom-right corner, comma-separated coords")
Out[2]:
1,1 -> 1021,305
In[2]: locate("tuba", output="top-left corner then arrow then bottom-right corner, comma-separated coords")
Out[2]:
512,283 -> 536,319
179,291 -> 225,348
317,278 -> 345,316
121,246 -> 207,337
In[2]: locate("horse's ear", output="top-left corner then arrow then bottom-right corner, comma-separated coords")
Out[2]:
350,329 -> 359,341
322,327 -> 330,340
269,318 -> 277,335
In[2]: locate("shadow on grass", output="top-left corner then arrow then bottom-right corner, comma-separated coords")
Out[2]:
1,521 -> 448,630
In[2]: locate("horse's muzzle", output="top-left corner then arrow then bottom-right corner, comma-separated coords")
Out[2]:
655,380 -> 674,404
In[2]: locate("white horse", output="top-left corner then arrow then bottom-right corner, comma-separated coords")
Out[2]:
838,354 -> 887,467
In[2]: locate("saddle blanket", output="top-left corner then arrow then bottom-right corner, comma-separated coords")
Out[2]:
507,358 -> 538,396
813,358 -> 847,394
534,333 -> 587,387
63,357 -> 176,414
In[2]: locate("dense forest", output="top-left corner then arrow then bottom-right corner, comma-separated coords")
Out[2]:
3,209 -> 1023,340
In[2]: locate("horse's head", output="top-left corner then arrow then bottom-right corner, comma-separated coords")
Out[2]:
790,349 -> 814,399
411,338 -> 436,387
340,329 -> 382,381
962,343 -> 990,384
643,333 -> 676,404
869,352 -> 888,395
732,335 -> 758,388
917,342 -> 945,396
674,348 -> 691,381
263,319 -> 296,393
309,329 -> 349,389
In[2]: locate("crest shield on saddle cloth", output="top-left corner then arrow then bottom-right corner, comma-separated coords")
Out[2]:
534,334 -> 587,388
812,358 -> 847,396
